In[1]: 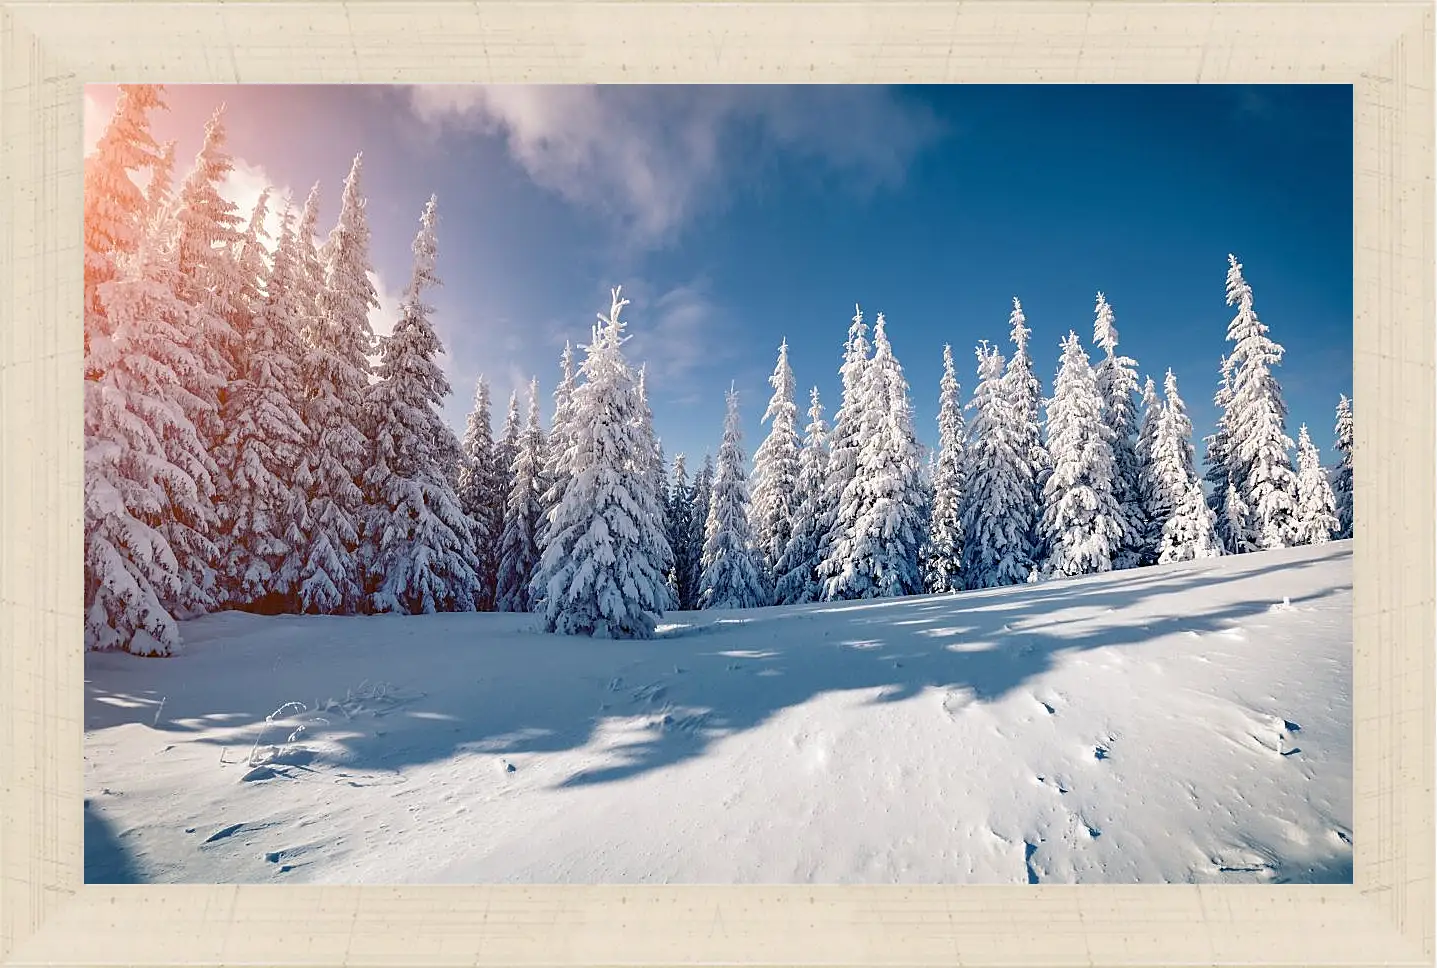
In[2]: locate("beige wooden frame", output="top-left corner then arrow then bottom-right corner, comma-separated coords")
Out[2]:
1,2 -> 1431,965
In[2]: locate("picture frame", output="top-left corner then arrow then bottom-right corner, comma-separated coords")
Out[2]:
2,2 -> 1431,965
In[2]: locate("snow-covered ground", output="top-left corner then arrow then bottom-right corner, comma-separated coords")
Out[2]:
84,541 -> 1353,885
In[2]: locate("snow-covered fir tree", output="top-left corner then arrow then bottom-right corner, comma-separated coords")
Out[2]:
84,210 -> 209,655
1221,255 -> 1299,550
1203,354 -> 1243,552
530,344 -> 580,615
84,83 -> 166,369
924,344 -> 966,593
700,386 -> 769,609
228,188 -> 273,377
750,338 -> 802,599
959,341 -> 1036,587
455,377 -> 501,611
216,205 -> 312,610
162,108 -> 254,615
823,313 -> 926,599
1150,370 -> 1221,563
1003,297 -> 1049,566
665,454 -> 698,609
686,454 -> 715,607
1292,425 -> 1340,546
635,365 -> 678,611
1091,292 -> 1146,570
1039,332 -> 1126,578
496,378 -> 548,612
1331,394 -> 1354,539
536,288 -> 672,638
495,389 -> 521,531
358,196 -> 478,614
774,387 -> 831,605
1133,375 -> 1164,565
295,153 -> 380,614
817,305 -> 872,598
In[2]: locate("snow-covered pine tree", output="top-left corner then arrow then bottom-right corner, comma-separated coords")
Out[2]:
229,188 -> 273,377
1203,353 -> 1241,552
750,338 -> 802,599
825,313 -> 927,599
959,341 -> 1036,587
1003,297 -> 1049,565
1292,424 -> 1340,546
164,107 -> 253,616
1091,292 -> 1146,570
357,195 -> 478,614
700,386 -> 769,609
1039,332 -> 1126,578
1150,369 -> 1221,563
496,378 -> 548,612
774,387 -> 831,605
817,305 -> 872,598
295,154 -> 380,614
924,344 -> 965,593
84,83 -> 166,369
665,454 -> 697,609
1222,255 -> 1299,550
496,389 -> 521,533
85,207 -> 209,655
216,204 -> 312,611
530,345 -> 580,615
456,377 -> 502,611
1133,375 -> 1164,565
635,365 -> 678,611
1332,394 -> 1354,539
537,288 -> 672,638
687,455 -> 715,606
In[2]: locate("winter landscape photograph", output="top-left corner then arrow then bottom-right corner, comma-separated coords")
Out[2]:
84,83 -> 1355,886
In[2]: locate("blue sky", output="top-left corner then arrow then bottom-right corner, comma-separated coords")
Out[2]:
86,83 -> 1353,471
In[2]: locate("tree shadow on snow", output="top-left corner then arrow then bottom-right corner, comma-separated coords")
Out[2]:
84,545 -> 1353,797
84,799 -> 147,884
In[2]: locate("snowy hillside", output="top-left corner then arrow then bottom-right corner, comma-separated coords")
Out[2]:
85,541 -> 1352,886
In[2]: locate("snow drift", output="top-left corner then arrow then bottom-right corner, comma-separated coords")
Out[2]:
85,540 -> 1353,885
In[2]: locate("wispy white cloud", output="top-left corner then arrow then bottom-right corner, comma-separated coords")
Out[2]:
407,85 -> 946,247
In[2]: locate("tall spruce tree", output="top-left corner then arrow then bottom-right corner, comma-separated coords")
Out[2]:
359,196 -> 478,614
1204,353 -> 1241,552
816,305 -> 872,597
85,208 -> 209,655
687,455 -> 715,607
1133,375 -> 1164,565
751,339 -> 802,598
1040,332 -> 1126,577
700,387 -> 768,609
295,153 -> 380,614
1150,370 -> 1221,562
959,342 -> 1036,587
218,204 -> 312,610
635,365 -> 678,611
1003,298 -> 1049,566
825,313 -> 926,599
1221,255 -> 1299,550
665,454 -> 697,609
1091,292 -> 1146,569
531,344 -> 579,614
774,387 -> 831,605
456,377 -> 502,611
1292,425 -> 1340,546
1332,394 -> 1354,539
536,288 -> 672,638
497,378 -> 548,612
925,344 -> 966,593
